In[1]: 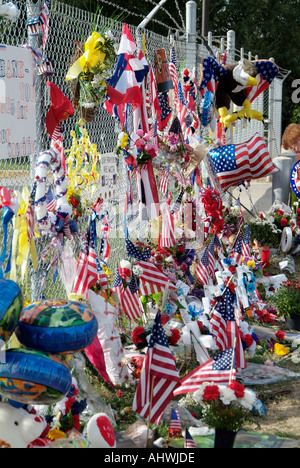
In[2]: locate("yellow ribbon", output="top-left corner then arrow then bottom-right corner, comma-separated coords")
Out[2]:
66,121 -> 100,193
66,31 -> 106,81
10,187 -> 39,283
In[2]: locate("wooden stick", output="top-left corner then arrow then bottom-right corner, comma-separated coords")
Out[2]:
145,375 -> 155,448
166,403 -> 174,449
229,338 -> 237,385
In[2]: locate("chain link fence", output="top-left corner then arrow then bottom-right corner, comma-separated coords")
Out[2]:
0,0 -> 289,302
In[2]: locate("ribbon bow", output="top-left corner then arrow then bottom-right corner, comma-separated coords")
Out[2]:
66,31 -> 106,81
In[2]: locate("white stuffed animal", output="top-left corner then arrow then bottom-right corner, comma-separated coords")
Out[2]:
0,2 -> 20,21
0,402 -> 46,448
87,413 -> 116,448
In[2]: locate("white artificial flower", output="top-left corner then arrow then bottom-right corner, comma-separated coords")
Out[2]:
240,389 -> 256,410
291,354 -> 300,364
133,264 -> 143,276
219,386 -> 236,405
120,259 -> 131,270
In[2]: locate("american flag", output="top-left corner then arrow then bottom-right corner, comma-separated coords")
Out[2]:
125,238 -> 177,293
210,300 -> 227,352
39,0 -> 50,48
169,46 -> 179,99
132,313 -> 181,424
96,258 -> 108,292
246,60 -> 279,103
223,290 -> 247,371
158,91 -> 172,130
199,56 -> 227,98
184,428 -> 197,449
230,234 -> 243,266
170,408 -> 182,432
242,225 -> 251,258
159,169 -> 170,195
45,186 -> 56,212
195,248 -> 210,286
173,347 -> 236,396
177,81 -> 188,136
208,133 -> 279,193
208,236 -> 216,277
112,269 -> 126,308
171,187 -> 184,213
73,221 -> 98,298
161,194 -> 176,248
122,274 -> 144,321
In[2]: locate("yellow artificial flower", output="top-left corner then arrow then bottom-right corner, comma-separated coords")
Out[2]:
47,428 -> 66,441
274,343 -> 290,356
246,260 -> 256,269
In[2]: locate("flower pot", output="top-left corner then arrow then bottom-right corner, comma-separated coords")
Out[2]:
285,314 -> 300,331
214,428 -> 237,449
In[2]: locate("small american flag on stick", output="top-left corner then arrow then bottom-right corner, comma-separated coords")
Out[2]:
173,347 -> 236,396
132,313 -> 181,424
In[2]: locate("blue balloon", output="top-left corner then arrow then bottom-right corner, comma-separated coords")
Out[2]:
0,278 -> 24,343
0,348 -> 72,405
15,300 -> 98,355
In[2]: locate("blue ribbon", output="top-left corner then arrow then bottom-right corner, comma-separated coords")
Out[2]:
0,207 -> 14,273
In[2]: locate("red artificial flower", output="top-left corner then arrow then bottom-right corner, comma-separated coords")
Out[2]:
132,327 -> 145,345
228,381 -> 245,399
178,245 -> 185,253
203,385 -> 220,402
169,329 -> 181,346
242,334 -> 254,347
228,266 -> 237,274
275,330 -> 286,341
280,218 -> 288,227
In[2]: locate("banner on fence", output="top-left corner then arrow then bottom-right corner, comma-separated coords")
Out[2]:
0,45 -> 36,159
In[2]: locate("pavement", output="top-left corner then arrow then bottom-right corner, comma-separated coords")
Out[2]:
231,178 -> 273,217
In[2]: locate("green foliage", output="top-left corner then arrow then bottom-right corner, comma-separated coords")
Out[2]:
268,280 -> 300,317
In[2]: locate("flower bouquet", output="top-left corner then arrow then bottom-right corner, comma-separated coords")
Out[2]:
268,280 -> 300,330
247,213 -> 281,249
66,29 -> 117,122
186,381 -> 265,448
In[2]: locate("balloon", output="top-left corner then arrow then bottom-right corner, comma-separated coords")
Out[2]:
207,133 -> 279,192
0,278 -> 24,343
87,413 -> 116,448
0,348 -> 72,405
15,300 -> 98,355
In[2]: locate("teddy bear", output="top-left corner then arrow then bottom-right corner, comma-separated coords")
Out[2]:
0,401 -> 46,448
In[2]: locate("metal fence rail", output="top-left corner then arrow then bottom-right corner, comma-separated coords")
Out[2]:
0,1 -> 289,302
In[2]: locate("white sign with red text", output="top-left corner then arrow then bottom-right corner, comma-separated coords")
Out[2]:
0,45 -> 36,159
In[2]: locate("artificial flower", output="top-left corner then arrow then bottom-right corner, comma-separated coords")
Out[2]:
203,384 -> 220,402
219,386 -> 236,405
273,343 -> 290,356
275,330 -> 286,341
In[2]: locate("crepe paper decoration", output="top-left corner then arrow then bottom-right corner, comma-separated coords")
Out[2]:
88,290 -> 129,385
207,133 -> 279,193
66,122 -> 101,193
34,147 -> 70,236
46,82 -> 74,140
